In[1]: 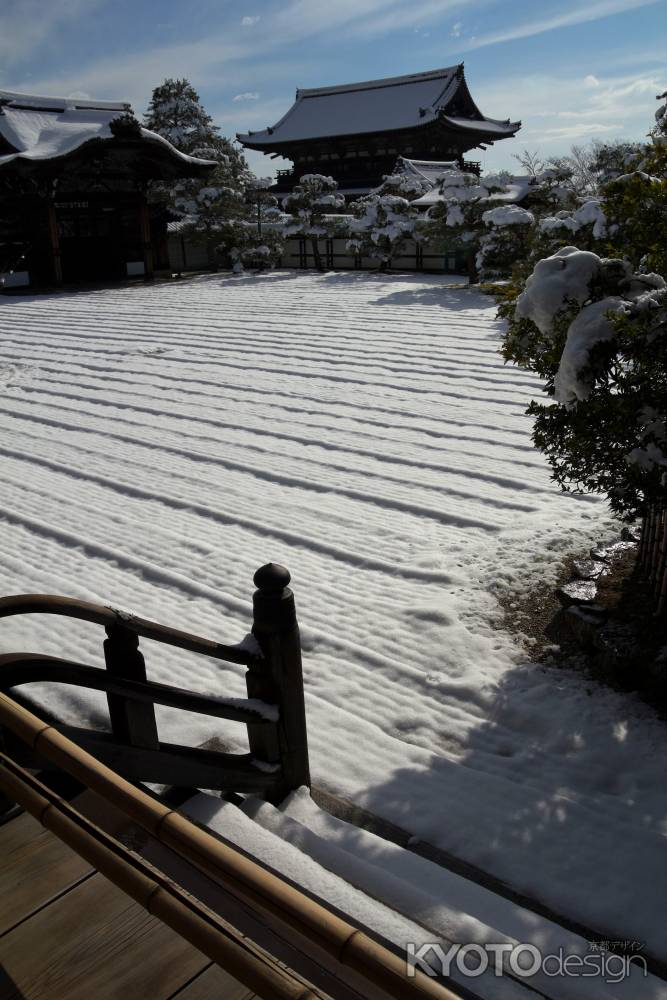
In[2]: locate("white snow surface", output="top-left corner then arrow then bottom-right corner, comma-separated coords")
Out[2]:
0,272 -> 666,958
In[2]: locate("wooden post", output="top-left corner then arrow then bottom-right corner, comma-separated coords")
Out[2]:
138,195 -> 154,281
46,200 -> 63,285
103,624 -> 159,749
249,563 -> 310,802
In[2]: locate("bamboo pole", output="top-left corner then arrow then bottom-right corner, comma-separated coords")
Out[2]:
0,756 -> 321,1000
0,693 -> 459,1000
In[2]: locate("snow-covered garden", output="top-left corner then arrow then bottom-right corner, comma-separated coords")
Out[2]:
1,270 -> 666,996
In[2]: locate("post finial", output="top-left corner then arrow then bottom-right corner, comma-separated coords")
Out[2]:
253,563 -> 291,594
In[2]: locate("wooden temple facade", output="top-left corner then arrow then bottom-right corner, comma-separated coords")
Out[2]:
238,64 -> 521,198
0,92 -> 214,289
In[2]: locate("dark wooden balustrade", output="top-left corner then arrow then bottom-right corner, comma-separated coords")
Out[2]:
0,563 -> 310,808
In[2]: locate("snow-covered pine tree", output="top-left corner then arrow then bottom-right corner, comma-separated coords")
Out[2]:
347,179 -> 422,271
144,78 -> 252,267
282,174 -> 345,272
423,168 -> 505,280
145,79 -> 218,157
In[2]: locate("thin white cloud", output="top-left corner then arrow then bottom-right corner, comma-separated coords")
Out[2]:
451,21 -> 462,37
6,0 -> 471,110
475,67 -> 666,174
233,92 -> 259,101
241,15 -> 260,26
460,0 -> 661,52
522,122 -> 616,141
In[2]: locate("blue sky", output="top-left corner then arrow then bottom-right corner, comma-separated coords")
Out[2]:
1,0 -> 665,177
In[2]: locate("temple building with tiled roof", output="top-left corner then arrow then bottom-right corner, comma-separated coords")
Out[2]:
238,64 -> 520,197
0,91 -> 214,288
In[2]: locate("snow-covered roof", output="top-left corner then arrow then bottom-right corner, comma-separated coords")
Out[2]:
0,90 -> 216,170
238,66 -> 520,147
413,172 -> 536,208
396,157 -> 458,185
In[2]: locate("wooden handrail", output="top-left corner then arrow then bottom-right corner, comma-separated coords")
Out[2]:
0,692 -> 459,1000
0,563 -> 312,801
0,652 -> 276,725
0,593 -> 260,666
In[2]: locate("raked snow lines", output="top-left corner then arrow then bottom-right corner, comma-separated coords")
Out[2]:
2,272 -> 667,954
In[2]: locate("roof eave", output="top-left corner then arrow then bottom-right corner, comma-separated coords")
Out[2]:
0,134 -> 217,177
237,117 -> 447,150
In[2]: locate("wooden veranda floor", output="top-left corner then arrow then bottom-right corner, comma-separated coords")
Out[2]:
0,806 -> 255,1000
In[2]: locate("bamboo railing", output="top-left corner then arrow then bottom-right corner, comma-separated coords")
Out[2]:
0,691 -> 460,1000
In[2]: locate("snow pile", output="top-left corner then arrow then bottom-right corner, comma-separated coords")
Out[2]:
481,205 -> 534,228
515,246 -> 602,334
538,201 -> 607,240
516,248 -> 667,405
554,296 -> 629,404
574,199 -> 607,238
538,213 -> 581,233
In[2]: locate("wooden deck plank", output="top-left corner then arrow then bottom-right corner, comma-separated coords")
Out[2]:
0,812 -> 92,936
0,872 -> 209,1000
168,964 -> 256,1000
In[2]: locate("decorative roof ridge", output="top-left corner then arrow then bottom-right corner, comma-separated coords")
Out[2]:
0,90 -> 130,113
295,65 -> 461,99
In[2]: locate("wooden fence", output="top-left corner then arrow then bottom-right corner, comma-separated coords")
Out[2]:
280,237 -> 468,274
168,234 -> 468,276
0,562 -> 309,808
636,507 -> 667,614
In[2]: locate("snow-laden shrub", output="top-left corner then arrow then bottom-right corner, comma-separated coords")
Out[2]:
503,244 -> 667,518
497,90 -> 667,521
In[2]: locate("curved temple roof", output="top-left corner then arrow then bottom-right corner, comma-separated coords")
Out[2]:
238,65 -> 520,148
0,90 -> 216,172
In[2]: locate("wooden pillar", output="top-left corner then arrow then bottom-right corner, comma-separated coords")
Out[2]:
249,563 -> 310,802
138,195 -> 154,281
46,200 -> 63,285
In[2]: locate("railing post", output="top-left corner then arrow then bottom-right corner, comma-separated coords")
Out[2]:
249,564 -> 310,802
103,624 -> 159,750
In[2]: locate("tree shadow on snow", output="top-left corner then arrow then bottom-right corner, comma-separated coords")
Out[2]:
371,285 -> 478,311
354,654 -> 667,949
